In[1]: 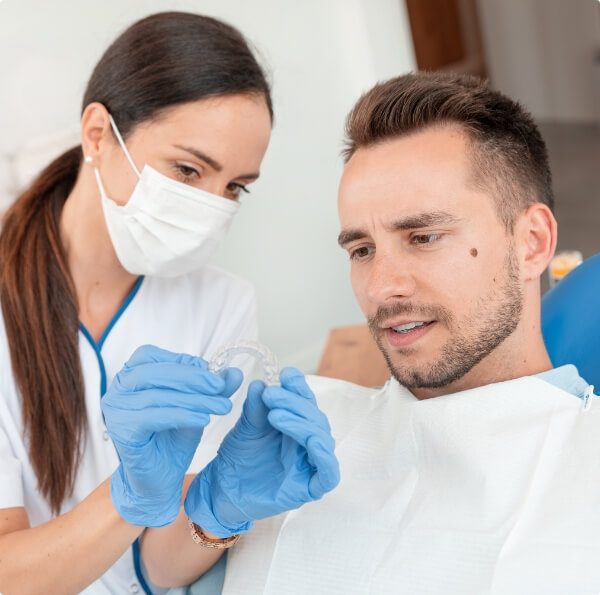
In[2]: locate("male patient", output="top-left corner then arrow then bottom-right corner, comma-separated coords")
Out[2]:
218,73 -> 600,594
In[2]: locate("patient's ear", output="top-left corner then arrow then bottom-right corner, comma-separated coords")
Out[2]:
514,203 -> 557,281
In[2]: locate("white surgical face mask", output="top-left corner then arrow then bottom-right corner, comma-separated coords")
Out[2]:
93,114 -> 240,277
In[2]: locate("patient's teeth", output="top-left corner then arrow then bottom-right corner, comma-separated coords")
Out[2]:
392,321 -> 427,332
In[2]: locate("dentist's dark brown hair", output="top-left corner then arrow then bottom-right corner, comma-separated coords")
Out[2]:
0,11 -> 272,513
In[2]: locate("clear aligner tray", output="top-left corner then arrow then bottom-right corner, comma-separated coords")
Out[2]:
208,340 -> 280,384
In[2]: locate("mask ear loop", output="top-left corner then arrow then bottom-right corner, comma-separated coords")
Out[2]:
93,167 -> 109,199
581,385 -> 596,412
108,114 -> 141,178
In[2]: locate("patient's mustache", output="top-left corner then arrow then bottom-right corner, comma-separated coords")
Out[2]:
368,302 -> 454,331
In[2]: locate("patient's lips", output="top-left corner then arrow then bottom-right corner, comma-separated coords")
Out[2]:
385,320 -> 436,348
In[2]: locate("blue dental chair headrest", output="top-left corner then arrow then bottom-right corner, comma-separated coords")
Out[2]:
542,252 -> 600,388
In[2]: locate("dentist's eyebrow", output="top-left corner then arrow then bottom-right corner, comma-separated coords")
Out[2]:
387,211 -> 461,231
174,144 -> 260,180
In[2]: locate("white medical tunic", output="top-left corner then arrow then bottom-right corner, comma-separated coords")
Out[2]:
0,266 -> 258,594
222,371 -> 600,595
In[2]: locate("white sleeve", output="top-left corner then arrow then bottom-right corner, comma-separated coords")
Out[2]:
187,284 -> 259,474
0,414 -> 25,509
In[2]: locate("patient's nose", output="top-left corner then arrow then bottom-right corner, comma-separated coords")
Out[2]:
365,252 -> 416,305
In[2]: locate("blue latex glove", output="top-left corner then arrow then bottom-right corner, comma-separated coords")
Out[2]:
101,345 -> 242,528
184,367 -> 340,537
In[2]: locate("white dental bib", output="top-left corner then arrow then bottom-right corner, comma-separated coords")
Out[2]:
222,374 -> 600,594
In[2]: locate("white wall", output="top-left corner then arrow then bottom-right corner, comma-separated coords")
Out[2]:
0,0 -> 416,370
477,0 -> 600,123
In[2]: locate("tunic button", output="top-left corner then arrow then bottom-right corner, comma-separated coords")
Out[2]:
129,583 -> 140,594
102,430 -> 110,442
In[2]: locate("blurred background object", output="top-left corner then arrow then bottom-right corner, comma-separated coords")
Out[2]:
406,0 -> 487,76
0,0 -> 598,381
317,325 -> 390,387
548,250 -> 584,287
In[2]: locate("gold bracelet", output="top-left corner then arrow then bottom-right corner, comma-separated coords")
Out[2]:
187,518 -> 241,549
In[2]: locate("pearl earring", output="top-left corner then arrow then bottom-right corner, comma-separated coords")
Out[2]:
84,155 -> 93,164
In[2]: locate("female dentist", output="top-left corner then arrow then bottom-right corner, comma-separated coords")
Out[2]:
0,11 -> 339,594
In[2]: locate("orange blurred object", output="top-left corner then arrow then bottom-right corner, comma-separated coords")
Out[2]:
549,251 -> 583,287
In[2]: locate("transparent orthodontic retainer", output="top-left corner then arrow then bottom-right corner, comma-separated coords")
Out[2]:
208,340 -> 280,385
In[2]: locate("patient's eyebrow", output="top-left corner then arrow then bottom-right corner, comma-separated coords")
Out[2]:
337,229 -> 369,248
338,211 -> 461,247
387,211 -> 461,232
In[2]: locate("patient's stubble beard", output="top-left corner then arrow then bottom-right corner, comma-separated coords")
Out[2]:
368,248 -> 524,390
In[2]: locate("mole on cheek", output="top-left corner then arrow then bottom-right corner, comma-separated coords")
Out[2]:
470,248 -> 478,257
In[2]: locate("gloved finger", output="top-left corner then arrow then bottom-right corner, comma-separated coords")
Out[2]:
220,367 -> 244,398
102,387 -> 233,415
240,380 -> 270,432
125,344 -> 208,369
261,386 -> 332,433
108,407 -> 214,445
266,408 -> 335,453
306,435 -> 341,499
270,411 -> 339,500
278,368 -> 316,402
168,426 -> 207,457
114,362 -> 225,394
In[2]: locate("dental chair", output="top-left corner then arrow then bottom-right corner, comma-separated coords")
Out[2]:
542,252 -> 600,388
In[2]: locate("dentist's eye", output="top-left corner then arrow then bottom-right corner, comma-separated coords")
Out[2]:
226,182 -> 250,199
411,233 -> 442,245
349,246 -> 374,261
174,163 -> 200,182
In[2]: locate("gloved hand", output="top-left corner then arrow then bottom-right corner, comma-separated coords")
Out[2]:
101,344 -> 242,528
184,367 -> 340,537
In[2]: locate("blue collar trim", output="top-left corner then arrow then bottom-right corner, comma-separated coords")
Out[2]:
79,276 -> 144,397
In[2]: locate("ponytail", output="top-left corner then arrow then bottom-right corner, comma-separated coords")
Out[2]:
0,147 -> 86,513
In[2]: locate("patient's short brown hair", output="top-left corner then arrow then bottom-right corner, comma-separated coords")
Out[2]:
343,72 -> 553,230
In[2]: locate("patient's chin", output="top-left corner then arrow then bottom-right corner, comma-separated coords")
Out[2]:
390,367 -> 464,391
385,350 -> 475,391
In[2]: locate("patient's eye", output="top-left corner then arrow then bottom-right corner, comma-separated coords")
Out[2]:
411,233 -> 442,245
349,245 -> 374,261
